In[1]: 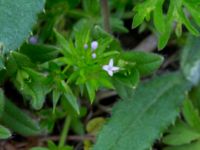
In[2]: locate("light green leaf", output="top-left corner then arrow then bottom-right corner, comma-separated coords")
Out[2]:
60,80 -> 79,114
0,125 -> 11,139
0,0 -> 45,52
94,72 -> 189,150
153,0 -> 165,33
182,99 -> 200,132
52,89 -> 61,114
163,121 -> 200,146
164,141 -> 200,150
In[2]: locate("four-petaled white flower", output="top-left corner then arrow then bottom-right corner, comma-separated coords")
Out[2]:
91,41 -> 98,50
102,59 -> 119,76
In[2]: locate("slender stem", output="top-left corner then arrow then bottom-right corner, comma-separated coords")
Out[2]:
58,115 -> 71,148
100,0 -> 111,33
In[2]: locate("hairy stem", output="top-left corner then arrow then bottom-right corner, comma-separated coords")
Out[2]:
100,0 -> 111,33
58,115 -> 71,147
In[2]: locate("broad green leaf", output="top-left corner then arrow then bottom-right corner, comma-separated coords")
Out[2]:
122,51 -> 164,76
1,100 -> 41,136
94,72 -> 189,150
181,36 -> 200,85
0,125 -> 11,139
0,0 -> 45,52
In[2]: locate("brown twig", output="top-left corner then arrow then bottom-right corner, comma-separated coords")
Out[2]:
100,0 -> 111,33
40,134 -> 95,142
133,34 -> 157,52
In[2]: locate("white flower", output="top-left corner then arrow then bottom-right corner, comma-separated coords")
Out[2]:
102,59 -> 119,76
91,41 -> 98,50
92,53 -> 96,59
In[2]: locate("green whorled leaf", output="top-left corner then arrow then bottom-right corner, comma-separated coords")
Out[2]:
86,81 -> 96,103
0,0 -> 45,53
163,99 -> 200,147
6,51 -> 34,76
164,141 -> 200,150
0,125 -> 11,139
20,44 -> 59,63
110,17 -> 128,33
60,80 -> 80,114
0,100 -> 41,136
189,84 -> 200,110
121,51 -> 164,76
54,29 -> 72,55
182,99 -> 200,132
163,120 -> 200,146
20,68 -> 51,110
52,89 -> 61,114
94,72 -> 189,150
181,36 -> 200,85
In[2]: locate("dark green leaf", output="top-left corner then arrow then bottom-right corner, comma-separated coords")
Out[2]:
20,44 -> 59,63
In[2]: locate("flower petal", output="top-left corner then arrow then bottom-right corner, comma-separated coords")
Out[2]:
102,65 -> 109,71
111,66 -> 119,71
108,70 -> 113,76
109,58 -> 114,67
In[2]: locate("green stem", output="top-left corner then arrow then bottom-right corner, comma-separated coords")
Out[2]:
58,115 -> 71,148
